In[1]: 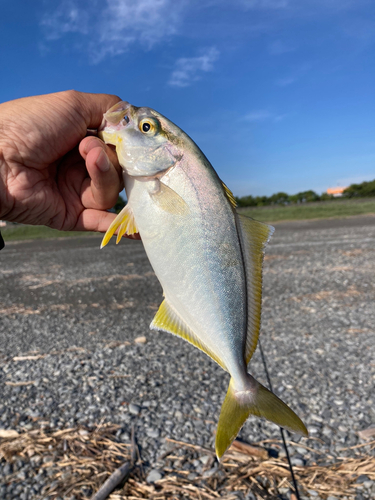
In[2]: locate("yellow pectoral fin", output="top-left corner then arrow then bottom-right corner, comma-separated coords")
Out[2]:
150,182 -> 189,216
150,300 -> 226,370
100,205 -> 138,249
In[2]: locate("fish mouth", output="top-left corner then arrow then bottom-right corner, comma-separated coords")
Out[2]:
98,101 -> 133,132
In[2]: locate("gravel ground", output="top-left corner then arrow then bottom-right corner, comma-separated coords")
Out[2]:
0,215 -> 375,499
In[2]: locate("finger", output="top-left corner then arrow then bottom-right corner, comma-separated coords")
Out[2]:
74,208 -> 141,240
81,146 -> 122,210
75,208 -> 117,232
79,136 -> 121,172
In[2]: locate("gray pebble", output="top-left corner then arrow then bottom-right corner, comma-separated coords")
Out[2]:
147,428 -> 160,438
1,220 -> 375,497
202,467 -> 217,478
128,404 -> 141,415
199,455 -> 211,465
119,432 -> 130,442
291,457 -> 304,467
146,469 -> 163,483
3,463 -> 12,475
356,474 -> 370,483
363,481 -> 373,489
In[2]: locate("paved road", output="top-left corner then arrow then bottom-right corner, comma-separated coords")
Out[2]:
0,215 -> 374,488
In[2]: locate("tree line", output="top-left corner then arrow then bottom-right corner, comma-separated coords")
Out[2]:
114,178 -> 375,212
235,179 -> 375,208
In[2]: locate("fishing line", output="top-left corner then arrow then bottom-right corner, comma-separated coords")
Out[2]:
258,338 -> 302,500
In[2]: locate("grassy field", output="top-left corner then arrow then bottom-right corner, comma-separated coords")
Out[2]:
238,197 -> 375,223
1,198 -> 375,241
1,224 -> 96,242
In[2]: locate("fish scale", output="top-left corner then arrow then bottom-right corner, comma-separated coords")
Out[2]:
99,101 -> 308,458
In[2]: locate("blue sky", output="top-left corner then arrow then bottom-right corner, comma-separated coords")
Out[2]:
1,0 -> 374,196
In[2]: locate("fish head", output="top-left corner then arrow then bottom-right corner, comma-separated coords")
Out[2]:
99,101 -> 184,177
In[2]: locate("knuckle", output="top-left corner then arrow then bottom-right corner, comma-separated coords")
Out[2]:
108,94 -> 121,103
62,89 -> 81,102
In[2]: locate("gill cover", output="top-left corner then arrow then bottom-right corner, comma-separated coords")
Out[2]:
99,101 -> 182,177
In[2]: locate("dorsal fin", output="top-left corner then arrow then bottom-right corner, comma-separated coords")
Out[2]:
221,181 -> 237,209
236,215 -> 274,364
100,204 -> 138,249
150,299 -> 227,371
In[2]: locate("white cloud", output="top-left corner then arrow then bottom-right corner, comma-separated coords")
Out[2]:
97,0 -> 183,54
40,0 -> 373,63
40,0 -> 185,61
168,48 -> 220,88
240,0 -> 369,11
275,62 -> 312,86
268,40 -> 295,55
41,1 -> 89,40
275,76 -> 296,86
243,110 -> 286,122
239,0 -> 289,8
244,110 -> 273,121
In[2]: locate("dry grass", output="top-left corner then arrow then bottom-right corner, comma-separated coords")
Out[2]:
1,425 -> 375,499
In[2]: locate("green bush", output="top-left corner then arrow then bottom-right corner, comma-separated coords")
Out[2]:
343,179 -> 375,198
234,178 -> 375,208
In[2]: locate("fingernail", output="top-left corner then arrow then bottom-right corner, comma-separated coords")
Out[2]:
96,150 -> 111,172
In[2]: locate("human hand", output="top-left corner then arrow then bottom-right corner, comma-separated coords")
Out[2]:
0,90 -> 124,232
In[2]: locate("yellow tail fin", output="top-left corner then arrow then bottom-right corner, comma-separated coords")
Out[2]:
215,375 -> 308,459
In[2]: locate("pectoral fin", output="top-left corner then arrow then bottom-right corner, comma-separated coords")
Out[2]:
150,182 -> 189,216
150,300 -> 226,370
100,205 -> 138,249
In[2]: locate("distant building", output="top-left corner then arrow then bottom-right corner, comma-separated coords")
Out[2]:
326,186 -> 348,197
0,220 -> 6,227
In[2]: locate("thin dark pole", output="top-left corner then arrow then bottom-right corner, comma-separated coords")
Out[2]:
258,338 -> 302,500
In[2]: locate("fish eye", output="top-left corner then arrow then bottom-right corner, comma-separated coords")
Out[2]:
123,115 -> 129,124
139,118 -> 158,135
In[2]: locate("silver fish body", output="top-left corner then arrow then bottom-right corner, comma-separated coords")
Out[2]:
99,102 -> 307,458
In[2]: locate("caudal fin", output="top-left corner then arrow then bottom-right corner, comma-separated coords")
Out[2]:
215,374 -> 308,459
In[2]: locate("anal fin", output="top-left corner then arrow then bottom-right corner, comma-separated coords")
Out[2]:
100,205 -> 138,249
150,300 -> 226,370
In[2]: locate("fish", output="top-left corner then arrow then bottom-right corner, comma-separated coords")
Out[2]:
98,101 -> 308,459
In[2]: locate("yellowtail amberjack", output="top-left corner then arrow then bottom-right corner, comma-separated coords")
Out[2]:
99,101 -> 307,459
